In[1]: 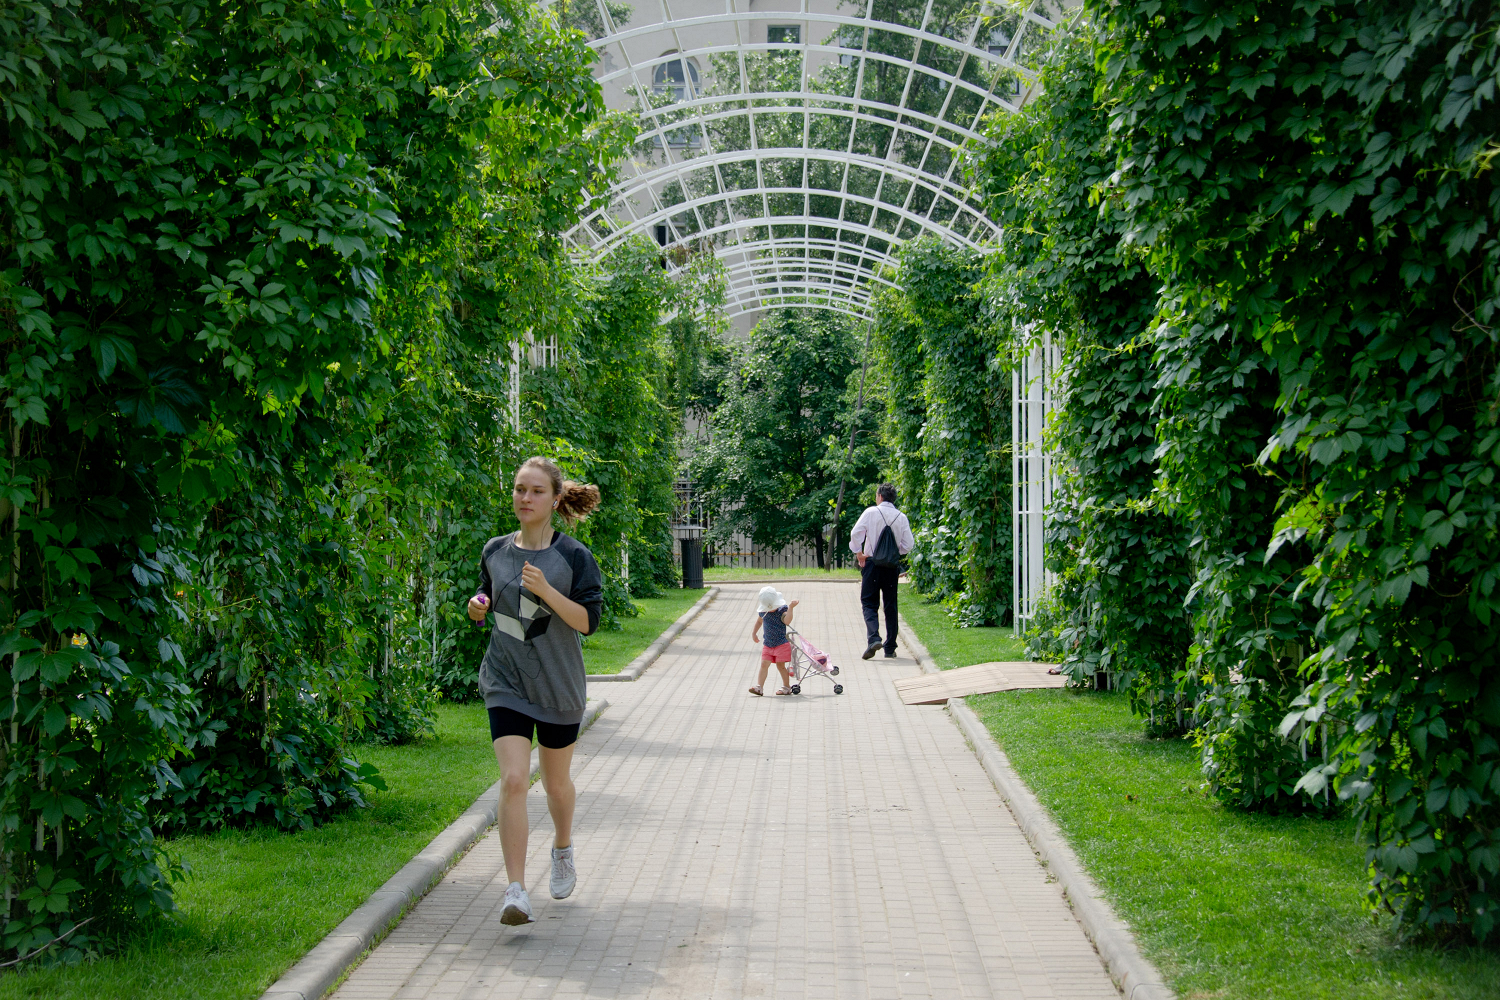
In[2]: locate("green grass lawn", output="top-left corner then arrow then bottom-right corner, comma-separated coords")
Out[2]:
582,589 -> 705,673
1,592 -> 693,998
702,565 -> 861,582
0,703 -> 499,1000
963,689 -> 1500,1000
897,582 -> 1030,667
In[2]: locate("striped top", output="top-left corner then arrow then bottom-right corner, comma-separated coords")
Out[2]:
760,606 -> 790,647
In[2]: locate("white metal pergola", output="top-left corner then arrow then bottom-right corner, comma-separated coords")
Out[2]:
557,0 -> 1069,321
1013,328 -> 1060,631
554,0 -> 1069,625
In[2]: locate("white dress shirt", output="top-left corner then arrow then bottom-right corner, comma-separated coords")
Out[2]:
849,501 -> 914,556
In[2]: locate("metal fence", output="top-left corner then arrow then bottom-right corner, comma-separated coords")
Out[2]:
671,480 -> 847,570
699,539 -> 849,571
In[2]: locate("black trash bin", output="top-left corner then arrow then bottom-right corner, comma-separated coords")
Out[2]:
681,537 -> 703,589
673,524 -> 704,589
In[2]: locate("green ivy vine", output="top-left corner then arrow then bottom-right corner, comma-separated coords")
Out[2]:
870,238 -> 1012,624
970,24 -> 1192,715
0,0 -> 645,958
967,0 -> 1500,941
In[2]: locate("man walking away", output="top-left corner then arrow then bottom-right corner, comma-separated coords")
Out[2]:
850,484 -> 914,660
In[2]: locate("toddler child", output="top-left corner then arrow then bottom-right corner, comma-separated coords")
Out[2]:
749,586 -> 799,696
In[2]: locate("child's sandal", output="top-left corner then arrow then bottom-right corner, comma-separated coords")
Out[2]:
774,686 -> 792,696
748,685 -> 763,696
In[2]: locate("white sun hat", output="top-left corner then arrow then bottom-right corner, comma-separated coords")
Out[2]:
756,586 -> 786,613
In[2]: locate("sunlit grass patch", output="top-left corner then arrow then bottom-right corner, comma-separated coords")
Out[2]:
0,704 -> 498,1000
582,589 -> 705,673
1,591 -> 685,1000
967,690 -> 1500,1000
897,582 -> 1028,668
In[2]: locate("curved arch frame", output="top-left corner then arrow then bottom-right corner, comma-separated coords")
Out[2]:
559,0 -> 1069,319
590,163 -> 999,254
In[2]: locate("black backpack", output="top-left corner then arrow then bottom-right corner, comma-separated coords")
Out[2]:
869,510 -> 902,568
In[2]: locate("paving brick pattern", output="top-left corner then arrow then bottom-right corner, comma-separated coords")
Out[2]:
332,582 -> 1121,1000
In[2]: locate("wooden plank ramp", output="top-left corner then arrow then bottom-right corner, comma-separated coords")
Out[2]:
894,660 -> 1065,705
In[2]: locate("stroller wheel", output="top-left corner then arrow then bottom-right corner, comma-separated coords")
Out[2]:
831,665 -> 840,676
833,684 -> 844,695
791,684 -> 801,695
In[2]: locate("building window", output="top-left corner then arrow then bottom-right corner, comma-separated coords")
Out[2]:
767,24 -> 800,46
987,26 -> 1012,58
653,127 -> 703,148
654,215 -> 692,247
652,54 -> 701,103
840,27 -> 861,67
651,126 -> 703,149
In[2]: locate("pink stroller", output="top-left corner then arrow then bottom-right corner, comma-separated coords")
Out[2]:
785,626 -> 843,695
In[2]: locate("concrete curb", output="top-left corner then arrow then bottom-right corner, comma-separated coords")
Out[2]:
260,697 -> 611,1000
587,586 -> 720,682
898,620 -> 1175,1000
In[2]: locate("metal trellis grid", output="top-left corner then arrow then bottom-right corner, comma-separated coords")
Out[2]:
553,0 -> 1070,321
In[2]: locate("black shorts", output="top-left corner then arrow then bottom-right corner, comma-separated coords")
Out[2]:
487,706 -> 580,749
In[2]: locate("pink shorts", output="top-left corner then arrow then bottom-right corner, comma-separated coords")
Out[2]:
761,642 -> 792,663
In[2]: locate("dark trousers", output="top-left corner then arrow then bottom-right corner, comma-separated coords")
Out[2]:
860,562 -> 899,652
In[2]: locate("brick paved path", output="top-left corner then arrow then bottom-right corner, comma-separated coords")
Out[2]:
332,582 -> 1120,1000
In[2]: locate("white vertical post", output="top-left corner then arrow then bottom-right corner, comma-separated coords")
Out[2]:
508,339 -> 521,434
1012,327 -> 1059,634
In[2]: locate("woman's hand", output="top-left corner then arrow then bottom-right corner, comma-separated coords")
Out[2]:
520,561 -> 555,601
789,599 -> 799,609
520,561 -> 593,634
467,594 -> 489,621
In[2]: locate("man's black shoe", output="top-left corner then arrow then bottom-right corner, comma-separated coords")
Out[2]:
884,650 -> 897,658
862,641 -> 881,660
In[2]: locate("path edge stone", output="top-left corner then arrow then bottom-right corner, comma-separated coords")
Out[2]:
587,585 -> 720,682
898,619 -> 1175,1000
259,697 -> 611,1000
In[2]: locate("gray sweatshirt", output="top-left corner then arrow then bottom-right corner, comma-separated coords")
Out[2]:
475,531 -> 603,725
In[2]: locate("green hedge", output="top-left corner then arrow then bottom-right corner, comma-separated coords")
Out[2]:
972,0 -> 1500,940
971,27 -> 1192,722
871,238 -> 1012,625
0,0 -> 723,962
689,308 -> 880,567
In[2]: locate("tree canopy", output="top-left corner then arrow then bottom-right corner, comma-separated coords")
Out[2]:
966,0 -> 1500,942
689,309 -> 879,568
0,0 -> 689,959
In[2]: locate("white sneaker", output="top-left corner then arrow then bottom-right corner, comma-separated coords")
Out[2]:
550,845 -> 577,899
500,881 -> 533,925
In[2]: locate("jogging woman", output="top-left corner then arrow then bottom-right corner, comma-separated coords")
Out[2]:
467,456 -> 603,925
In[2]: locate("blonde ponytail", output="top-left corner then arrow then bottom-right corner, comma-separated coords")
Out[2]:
516,456 -> 601,525
556,480 -> 601,523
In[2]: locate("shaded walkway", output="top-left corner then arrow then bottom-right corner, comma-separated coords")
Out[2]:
333,582 -> 1119,1000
